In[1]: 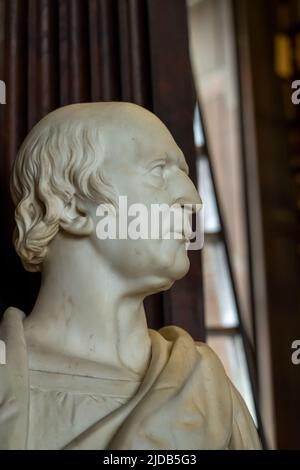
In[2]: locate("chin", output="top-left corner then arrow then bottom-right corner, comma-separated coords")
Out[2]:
160,245 -> 190,281
170,255 -> 190,280
145,254 -> 190,295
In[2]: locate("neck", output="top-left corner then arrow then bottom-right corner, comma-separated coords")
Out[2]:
24,235 -> 152,379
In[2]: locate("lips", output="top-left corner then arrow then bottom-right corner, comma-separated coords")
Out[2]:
160,205 -> 194,241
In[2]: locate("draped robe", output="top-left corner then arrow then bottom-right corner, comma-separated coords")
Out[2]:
0,308 -> 261,449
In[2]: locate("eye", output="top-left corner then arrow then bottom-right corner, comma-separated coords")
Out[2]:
150,162 -> 166,177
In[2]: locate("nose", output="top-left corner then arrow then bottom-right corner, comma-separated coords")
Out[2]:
170,171 -> 203,213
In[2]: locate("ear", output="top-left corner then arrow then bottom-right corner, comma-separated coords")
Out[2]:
59,196 -> 94,236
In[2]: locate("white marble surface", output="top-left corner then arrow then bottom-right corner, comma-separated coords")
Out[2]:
0,103 -> 261,449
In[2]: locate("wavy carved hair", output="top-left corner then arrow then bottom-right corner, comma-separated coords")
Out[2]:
10,113 -> 117,272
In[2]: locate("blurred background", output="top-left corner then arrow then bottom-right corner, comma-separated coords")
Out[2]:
1,0 -> 300,449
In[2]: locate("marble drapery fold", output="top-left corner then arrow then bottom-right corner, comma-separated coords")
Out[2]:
0,308 -> 261,449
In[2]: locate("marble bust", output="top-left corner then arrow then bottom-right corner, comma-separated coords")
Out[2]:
0,102 -> 261,450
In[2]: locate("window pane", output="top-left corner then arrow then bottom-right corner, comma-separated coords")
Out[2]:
188,0 -> 253,342
203,240 -> 238,327
193,105 -> 205,147
197,156 -> 220,234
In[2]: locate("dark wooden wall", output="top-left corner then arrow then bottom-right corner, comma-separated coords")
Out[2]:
0,0 -> 205,340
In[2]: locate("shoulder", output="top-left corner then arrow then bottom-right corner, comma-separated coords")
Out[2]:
228,381 -> 262,449
194,340 -> 229,379
195,340 -> 261,448
0,307 -> 26,348
157,325 -> 231,389
157,327 -> 235,445
0,306 -> 27,370
195,340 -> 225,366
0,308 -> 29,450
194,340 -> 234,404
157,325 -> 227,370
0,306 -> 26,328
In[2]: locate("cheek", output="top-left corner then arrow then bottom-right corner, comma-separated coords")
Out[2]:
92,237 -> 152,275
121,176 -> 171,205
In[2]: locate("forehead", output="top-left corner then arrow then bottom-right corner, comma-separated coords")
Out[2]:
102,115 -> 189,173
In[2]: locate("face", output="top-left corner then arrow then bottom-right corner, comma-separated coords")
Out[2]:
87,109 -> 202,295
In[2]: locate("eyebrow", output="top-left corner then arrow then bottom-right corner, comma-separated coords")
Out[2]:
147,153 -> 189,175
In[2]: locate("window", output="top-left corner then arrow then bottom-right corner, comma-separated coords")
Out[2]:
195,107 -> 256,421
188,0 -> 257,423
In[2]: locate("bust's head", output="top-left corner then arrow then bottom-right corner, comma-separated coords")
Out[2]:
11,102 -> 201,294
